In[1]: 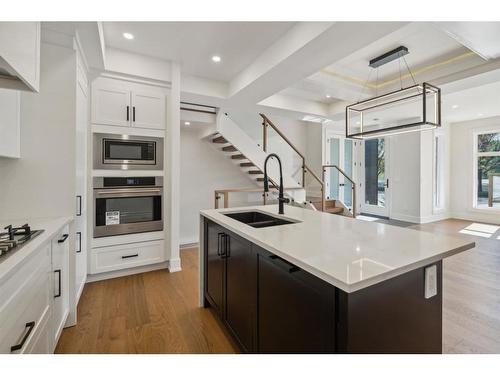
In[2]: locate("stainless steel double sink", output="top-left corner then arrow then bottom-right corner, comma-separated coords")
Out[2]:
223,211 -> 297,228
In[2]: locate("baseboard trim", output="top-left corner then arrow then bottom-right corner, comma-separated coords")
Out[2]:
389,213 -> 421,224
75,275 -> 87,305
449,211 -> 500,225
86,261 -> 169,283
168,257 -> 182,273
180,242 -> 199,249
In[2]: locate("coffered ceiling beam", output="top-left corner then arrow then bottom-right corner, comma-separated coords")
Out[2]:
227,21 -> 409,106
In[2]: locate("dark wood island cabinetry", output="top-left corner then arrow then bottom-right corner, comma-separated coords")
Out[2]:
202,217 -> 444,354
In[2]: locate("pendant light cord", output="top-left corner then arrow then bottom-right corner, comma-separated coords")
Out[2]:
402,55 -> 418,87
357,69 -> 373,103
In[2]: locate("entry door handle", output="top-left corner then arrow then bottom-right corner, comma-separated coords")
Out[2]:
385,179 -> 389,188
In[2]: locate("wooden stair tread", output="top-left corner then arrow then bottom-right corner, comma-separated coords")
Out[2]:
256,177 -> 264,181
326,207 -> 344,214
222,145 -> 237,152
212,136 -> 227,144
248,170 -> 263,175
231,154 -> 246,160
240,162 -> 255,167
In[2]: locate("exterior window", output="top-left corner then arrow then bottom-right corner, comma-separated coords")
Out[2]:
475,131 -> 500,209
433,135 -> 444,210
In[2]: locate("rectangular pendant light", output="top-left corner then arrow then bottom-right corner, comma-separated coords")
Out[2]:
346,82 -> 441,139
369,46 -> 409,68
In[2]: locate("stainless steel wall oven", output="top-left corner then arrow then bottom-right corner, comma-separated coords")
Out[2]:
93,177 -> 163,238
93,133 -> 164,170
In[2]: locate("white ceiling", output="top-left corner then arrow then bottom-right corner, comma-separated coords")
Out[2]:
103,22 -> 295,82
282,22 -> 490,105
324,23 -> 474,83
442,81 -> 500,123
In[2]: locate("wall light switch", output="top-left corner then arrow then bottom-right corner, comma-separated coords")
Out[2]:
424,265 -> 437,299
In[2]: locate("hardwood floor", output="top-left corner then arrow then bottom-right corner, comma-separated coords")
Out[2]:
55,247 -> 239,353
57,218 -> 500,354
410,219 -> 500,354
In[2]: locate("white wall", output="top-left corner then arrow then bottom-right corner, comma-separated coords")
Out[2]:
0,42 -> 76,220
450,116 -> 500,224
104,48 -> 172,82
389,132 -> 422,222
179,125 -> 253,245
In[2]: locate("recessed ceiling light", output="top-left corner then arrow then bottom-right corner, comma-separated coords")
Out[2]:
212,55 -> 221,63
123,32 -> 134,40
478,113 -> 484,117
326,94 -> 331,98
184,121 -> 191,126
452,104 -> 459,109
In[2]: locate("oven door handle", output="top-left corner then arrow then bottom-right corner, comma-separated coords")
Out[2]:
95,188 -> 162,197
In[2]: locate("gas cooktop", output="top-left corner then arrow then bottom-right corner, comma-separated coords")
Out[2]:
0,224 -> 44,263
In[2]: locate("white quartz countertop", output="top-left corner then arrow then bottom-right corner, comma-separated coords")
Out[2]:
200,205 -> 475,293
0,216 -> 73,284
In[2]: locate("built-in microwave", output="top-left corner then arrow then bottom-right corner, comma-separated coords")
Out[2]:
93,177 -> 163,238
93,133 -> 164,170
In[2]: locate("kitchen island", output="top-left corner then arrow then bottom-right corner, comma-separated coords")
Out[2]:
199,205 -> 475,354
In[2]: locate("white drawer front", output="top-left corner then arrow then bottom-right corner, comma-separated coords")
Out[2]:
0,251 -> 51,354
91,240 -> 165,274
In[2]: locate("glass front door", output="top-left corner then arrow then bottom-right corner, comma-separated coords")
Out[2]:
362,137 -> 389,217
326,134 -> 355,211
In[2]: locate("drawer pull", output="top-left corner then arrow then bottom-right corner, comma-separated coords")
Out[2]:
11,321 -> 35,352
269,254 -> 300,273
54,269 -> 62,298
122,254 -> 139,259
58,234 -> 69,243
76,231 -> 82,253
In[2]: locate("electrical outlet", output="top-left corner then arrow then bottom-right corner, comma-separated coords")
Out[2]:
424,265 -> 437,299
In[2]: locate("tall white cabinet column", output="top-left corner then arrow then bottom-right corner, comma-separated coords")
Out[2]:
166,62 -> 181,272
74,41 -> 89,310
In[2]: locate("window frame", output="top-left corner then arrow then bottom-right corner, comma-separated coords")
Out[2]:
433,133 -> 445,212
472,128 -> 500,211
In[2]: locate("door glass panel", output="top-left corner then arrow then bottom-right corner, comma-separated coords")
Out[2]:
343,139 -> 353,208
364,138 -> 385,207
95,196 -> 161,226
476,156 -> 500,208
329,138 -> 340,200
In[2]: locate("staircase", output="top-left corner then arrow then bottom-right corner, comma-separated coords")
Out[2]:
205,111 -> 356,217
210,134 -> 266,185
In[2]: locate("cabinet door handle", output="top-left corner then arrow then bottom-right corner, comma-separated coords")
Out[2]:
127,105 -> 130,121
223,234 -> 230,258
76,231 -> 82,253
76,195 -> 82,216
269,255 -> 300,273
10,321 -> 35,352
58,234 -> 69,243
122,254 -> 139,259
54,269 -> 62,298
217,232 -> 224,256
133,106 -> 136,122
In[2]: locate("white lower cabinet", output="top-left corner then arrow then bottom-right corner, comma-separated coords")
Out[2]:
0,225 -> 70,354
51,226 -> 70,350
91,239 -> 165,274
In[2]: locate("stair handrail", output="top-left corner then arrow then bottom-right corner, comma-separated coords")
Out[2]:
322,164 -> 357,217
260,113 -> 325,211
214,186 -> 303,209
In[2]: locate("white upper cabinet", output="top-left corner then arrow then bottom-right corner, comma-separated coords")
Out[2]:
91,84 -> 131,127
0,22 -> 40,92
0,88 -> 21,158
131,91 -> 166,130
91,77 -> 166,130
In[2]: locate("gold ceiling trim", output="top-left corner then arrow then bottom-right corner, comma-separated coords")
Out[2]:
320,51 -> 476,90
